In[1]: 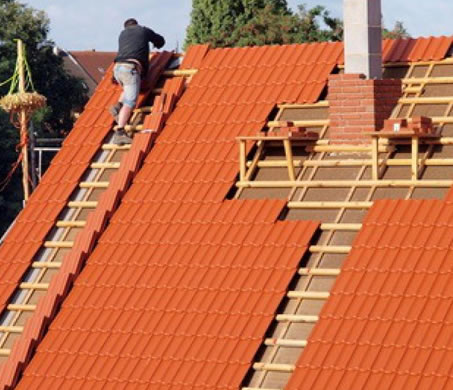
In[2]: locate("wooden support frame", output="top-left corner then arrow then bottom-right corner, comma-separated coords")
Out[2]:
298,268 -> 340,276
287,291 -> 330,300
237,179 -> 453,188
236,135 -> 310,182
264,338 -> 308,348
252,363 -> 295,373
288,201 -> 372,209
276,314 -> 319,323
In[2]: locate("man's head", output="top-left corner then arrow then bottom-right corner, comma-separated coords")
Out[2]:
124,18 -> 138,28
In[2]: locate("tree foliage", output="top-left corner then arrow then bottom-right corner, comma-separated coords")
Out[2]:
383,20 -> 410,40
185,1 -> 342,48
0,0 -> 87,235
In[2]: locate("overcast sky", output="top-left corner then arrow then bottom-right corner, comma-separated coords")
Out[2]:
23,0 -> 453,52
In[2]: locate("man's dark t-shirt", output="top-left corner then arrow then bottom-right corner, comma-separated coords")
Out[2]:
114,25 -> 165,75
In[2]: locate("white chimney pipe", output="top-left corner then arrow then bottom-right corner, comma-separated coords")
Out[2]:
344,0 -> 382,79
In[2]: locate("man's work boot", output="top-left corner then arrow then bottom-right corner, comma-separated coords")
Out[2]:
113,128 -> 133,145
109,102 -> 123,123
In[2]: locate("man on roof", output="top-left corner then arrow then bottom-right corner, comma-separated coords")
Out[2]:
110,18 -> 165,145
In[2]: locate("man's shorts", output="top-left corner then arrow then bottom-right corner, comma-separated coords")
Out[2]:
113,63 -> 141,108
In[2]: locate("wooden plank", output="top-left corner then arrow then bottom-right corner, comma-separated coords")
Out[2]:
239,140 -> 246,181
411,136 -> 419,180
306,145 -> 390,153
267,119 -> 328,128
251,158 -> 453,168
309,245 -> 351,254
276,314 -> 318,323
0,326 -> 23,333
402,76 -> 453,84
298,268 -> 341,276
287,291 -> 330,300
133,106 -> 153,114
264,338 -> 307,348
19,282 -> 49,290
90,162 -> 120,169
56,220 -> 86,228
399,96 -> 453,104
283,139 -> 296,181
236,180 -> 453,188
288,201 -> 373,209
67,201 -> 98,209
277,101 -> 329,109
404,86 -> 424,94
101,144 -> 131,151
0,349 -> 11,357
7,304 -> 36,311
79,182 -> 109,189
252,363 -> 295,373
163,69 -> 197,77
43,241 -> 74,249
320,223 -> 362,231
371,136 -> 379,180
31,262 -> 62,269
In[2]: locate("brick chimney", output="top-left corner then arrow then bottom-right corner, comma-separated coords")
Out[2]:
328,0 -> 402,143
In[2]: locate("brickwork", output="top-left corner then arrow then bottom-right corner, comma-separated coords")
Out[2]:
328,73 -> 402,143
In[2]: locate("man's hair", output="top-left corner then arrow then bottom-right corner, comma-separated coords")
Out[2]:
124,18 -> 138,28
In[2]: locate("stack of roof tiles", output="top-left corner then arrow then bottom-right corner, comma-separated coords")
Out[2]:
0,36 -> 452,388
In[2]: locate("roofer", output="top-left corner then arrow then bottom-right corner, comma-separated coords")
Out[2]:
110,18 -> 165,145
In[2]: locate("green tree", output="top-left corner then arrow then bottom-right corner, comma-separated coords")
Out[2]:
184,1 -> 342,48
383,20 -> 410,40
0,0 -> 87,235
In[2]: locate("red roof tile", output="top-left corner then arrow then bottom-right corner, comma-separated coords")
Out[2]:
286,199 -> 453,390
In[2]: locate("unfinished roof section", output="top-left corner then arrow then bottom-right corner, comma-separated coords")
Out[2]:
287,199 -> 453,390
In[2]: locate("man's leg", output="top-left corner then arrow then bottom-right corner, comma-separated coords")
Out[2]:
113,65 -> 140,144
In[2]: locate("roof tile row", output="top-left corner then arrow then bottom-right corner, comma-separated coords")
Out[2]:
287,199 -> 453,390
19,200 -> 318,389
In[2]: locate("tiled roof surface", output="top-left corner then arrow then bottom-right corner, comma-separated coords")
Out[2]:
18,200 -> 318,389
286,199 -> 453,390
0,52 -> 174,390
4,37 -> 453,388
336,36 -> 453,64
68,51 -> 116,83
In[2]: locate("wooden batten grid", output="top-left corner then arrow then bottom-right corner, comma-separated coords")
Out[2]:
240,63 -> 453,389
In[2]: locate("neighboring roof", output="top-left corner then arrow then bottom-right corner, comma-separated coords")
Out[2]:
0,36 -> 453,388
287,199 -> 453,390
62,51 -> 116,96
68,51 -> 116,83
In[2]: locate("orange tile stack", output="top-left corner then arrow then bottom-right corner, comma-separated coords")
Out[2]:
287,199 -> 453,390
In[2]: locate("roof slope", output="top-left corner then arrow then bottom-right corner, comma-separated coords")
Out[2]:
68,51 -> 116,84
0,72 -> 118,316
2,37 -> 453,388
287,199 -> 453,390
18,201 -> 318,388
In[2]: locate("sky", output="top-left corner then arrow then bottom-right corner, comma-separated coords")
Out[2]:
23,0 -> 453,52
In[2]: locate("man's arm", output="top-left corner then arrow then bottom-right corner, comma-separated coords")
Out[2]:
145,27 -> 165,49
